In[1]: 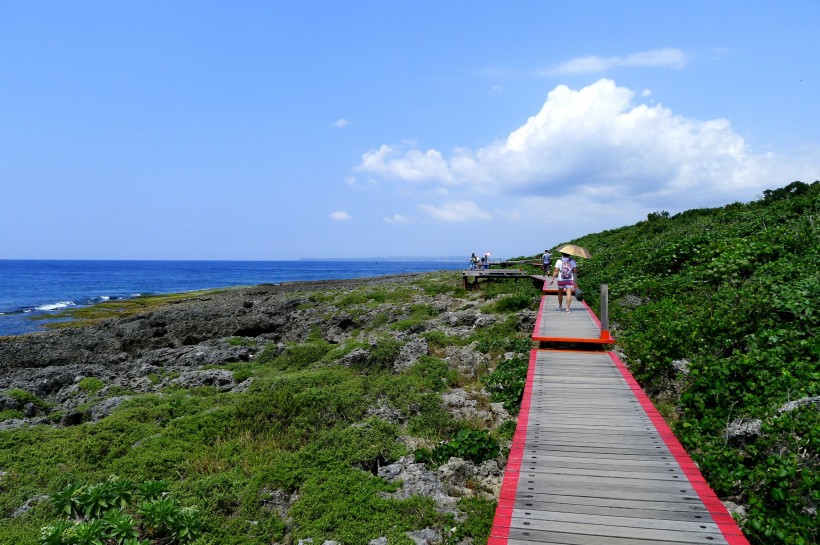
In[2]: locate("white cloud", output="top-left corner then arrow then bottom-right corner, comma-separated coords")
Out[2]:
548,48 -> 688,75
355,78 -> 817,213
419,200 -> 491,222
330,211 -> 352,221
384,214 -> 410,224
357,144 -> 454,183
334,118 -> 351,128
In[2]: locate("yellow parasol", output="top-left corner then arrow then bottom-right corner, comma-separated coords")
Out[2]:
557,244 -> 592,259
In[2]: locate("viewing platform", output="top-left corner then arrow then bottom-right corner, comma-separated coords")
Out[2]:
462,268 -> 533,289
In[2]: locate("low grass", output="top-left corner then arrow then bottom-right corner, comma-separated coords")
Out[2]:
0,270 -> 525,544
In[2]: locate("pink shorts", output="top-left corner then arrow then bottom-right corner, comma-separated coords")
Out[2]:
557,279 -> 574,289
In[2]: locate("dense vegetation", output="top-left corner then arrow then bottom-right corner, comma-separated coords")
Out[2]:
549,181 -> 818,545
0,273 -> 540,545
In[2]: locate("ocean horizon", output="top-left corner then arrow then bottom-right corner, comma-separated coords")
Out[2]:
0,259 -> 468,337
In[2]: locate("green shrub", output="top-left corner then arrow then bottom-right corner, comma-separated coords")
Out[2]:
287,468 -> 443,544
456,497 -> 497,545
422,330 -> 469,350
366,337 -> 402,370
6,389 -> 50,410
0,409 -> 24,421
77,377 -> 105,396
415,429 -> 500,466
482,279 -> 541,314
481,354 -> 529,415
404,356 -> 458,392
225,336 -> 257,347
268,339 -> 334,371
41,477 -> 201,545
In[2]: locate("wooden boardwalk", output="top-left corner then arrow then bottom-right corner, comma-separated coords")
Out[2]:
488,293 -> 749,545
533,294 -> 615,344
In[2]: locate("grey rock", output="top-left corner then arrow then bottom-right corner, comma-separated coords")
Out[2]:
438,457 -> 503,498
379,457 -> 455,507
23,402 -> 37,417
723,500 -> 747,521
407,528 -> 441,545
87,396 -> 131,422
619,294 -> 645,308
231,378 -> 254,394
0,419 -> 27,431
440,388 -> 507,426
726,418 -> 762,444
369,538 -> 388,545
260,488 -> 299,520
516,310 -> 537,332
171,369 -> 235,391
394,338 -> 429,372
338,347 -> 370,367
473,314 -> 497,328
0,394 -> 20,411
11,494 -> 49,518
778,396 -> 820,413
366,402 -> 405,425
672,359 -> 690,375
447,311 -> 478,327
443,345 -> 489,379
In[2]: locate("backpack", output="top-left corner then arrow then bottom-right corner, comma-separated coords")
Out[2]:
559,258 -> 573,280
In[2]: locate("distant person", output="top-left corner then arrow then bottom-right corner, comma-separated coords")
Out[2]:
550,252 -> 577,313
541,250 -> 551,276
469,253 -> 479,270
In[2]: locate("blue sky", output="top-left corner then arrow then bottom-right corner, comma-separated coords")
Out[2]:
2,1 -> 818,260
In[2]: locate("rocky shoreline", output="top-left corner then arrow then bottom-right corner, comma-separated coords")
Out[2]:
3,273 -> 515,425
1,271 -> 536,542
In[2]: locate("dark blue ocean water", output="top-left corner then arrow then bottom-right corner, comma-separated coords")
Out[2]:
0,260 -> 466,337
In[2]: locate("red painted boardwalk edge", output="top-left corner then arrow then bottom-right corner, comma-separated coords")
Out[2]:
487,349 -> 538,545
607,351 -> 751,544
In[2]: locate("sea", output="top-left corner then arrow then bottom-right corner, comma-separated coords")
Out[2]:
0,259 -> 467,337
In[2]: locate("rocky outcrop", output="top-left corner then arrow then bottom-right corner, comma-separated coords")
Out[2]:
0,274 -> 530,434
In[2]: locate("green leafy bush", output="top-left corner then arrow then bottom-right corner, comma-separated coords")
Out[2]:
557,180 -> 820,545
77,377 -> 105,396
481,355 -> 529,414
415,429 -> 500,466
41,477 -> 201,545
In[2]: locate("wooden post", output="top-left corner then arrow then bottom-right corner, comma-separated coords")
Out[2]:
600,284 -> 610,340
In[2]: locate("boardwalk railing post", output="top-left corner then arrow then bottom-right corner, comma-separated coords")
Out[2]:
600,284 -> 610,340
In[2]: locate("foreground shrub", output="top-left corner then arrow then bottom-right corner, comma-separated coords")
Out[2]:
415,429 -> 500,466
41,476 -> 201,545
481,355 -> 529,415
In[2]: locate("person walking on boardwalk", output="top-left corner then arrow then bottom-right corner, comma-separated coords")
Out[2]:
541,250 -> 552,276
469,253 -> 479,270
550,252 -> 577,313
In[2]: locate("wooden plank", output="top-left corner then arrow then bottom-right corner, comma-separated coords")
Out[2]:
514,495 -> 714,517
532,295 -> 613,344
490,349 -> 745,545
500,515 -> 727,542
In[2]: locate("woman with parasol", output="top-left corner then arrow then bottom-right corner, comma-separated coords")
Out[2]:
549,245 -> 590,313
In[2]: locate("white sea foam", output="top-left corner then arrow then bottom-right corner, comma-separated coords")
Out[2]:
100,296 -> 110,301
36,301 -> 76,311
